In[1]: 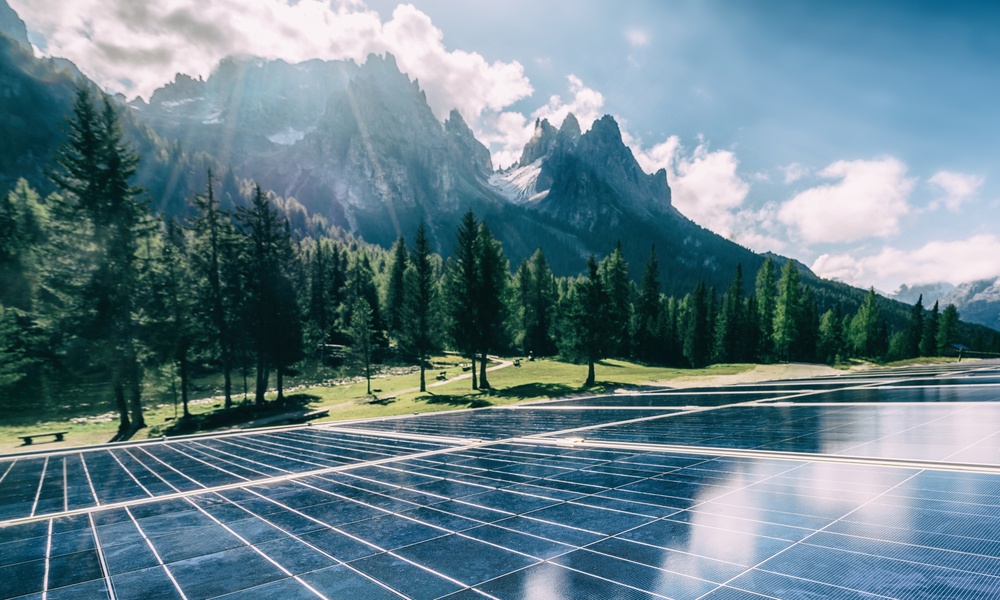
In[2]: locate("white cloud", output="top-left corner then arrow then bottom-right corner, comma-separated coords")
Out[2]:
530,75 -> 606,132
625,28 -> 650,47
629,136 -> 752,241
928,170 -> 984,212
778,157 -> 915,244
812,235 -> 1000,291
782,162 -> 808,184
9,0 -> 532,130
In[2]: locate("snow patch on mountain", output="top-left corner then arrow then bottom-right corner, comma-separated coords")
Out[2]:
267,127 -> 306,146
488,159 -> 548,205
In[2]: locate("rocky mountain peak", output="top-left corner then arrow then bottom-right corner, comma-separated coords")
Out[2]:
518,118 -> 558,166
559,113 -> 582,141
0,0 -> 30,52
445,108 -> 492,176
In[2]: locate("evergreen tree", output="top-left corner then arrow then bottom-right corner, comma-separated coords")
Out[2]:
922,301 -> 940,357
905,295 -> 924,359
385,236 -> 408,342
515,259 -> 533,354
772,261 -> 802,362
849,288 -> 881,358
48,87 -> 148,439
797,287 -> 818,362
238,184 -> 302,404
713,264 -> 743,363
349,297 -> 375,395
571,256 -> 610,386
401,221 -> 438,392
937,304 -> 960,355
754,258 -> 777,361
445,210 -> 480,389
474,223 -> 509,389
599,241 -> 632,357
634,245 -> 662,362
145,220 -> 196,418
188,172 -> 238,408
525,249 -> 558,356
683,282 -> 711,367
817,308 -> 842,365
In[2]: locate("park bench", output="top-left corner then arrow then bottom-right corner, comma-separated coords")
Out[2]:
19,431 -> 68,445
437,371 -> 447,380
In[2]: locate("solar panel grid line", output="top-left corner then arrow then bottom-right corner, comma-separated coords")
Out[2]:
738,569 -> 896,600
0,441 -> 475,529
78,452 -> 101,508
829,403 -> 979,458
124,505 -> 190,600
235,485 -> 483,595
116,448 -> 184,496
183,439 -> 286,478
237,431 -> 433,466
30,456 -> 49,518
284,427 -> 470,455
800,527 -> 1000,577
696,468 -> 927,599
178,495 -> 332,600
515,437 -> 1000,476
106,449 -> 156,499
154,440 -> 254,483
89,511 -> 116,600
513,454 -> 812,599
61,457 -> 68,514
41,516 -> 53,599
131,446 -> 208,491
211,436 -> 336,472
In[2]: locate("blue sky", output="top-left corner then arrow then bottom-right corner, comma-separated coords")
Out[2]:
11,0 -> 1000,291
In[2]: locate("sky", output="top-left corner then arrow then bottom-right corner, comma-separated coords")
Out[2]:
10,0 -> 1000,293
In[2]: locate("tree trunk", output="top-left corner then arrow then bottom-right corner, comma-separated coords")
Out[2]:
276,366 -> 285,405
479,351 -> 490,389
470,355 -> 478,390
127,349 -> 145,430
365,361 -> 371,395
419,355 -> 426,393
112,365 -> 130,439
585,357 -> 596,387
255,358 -> 269,405
222,349 -> 233,409
180,353 -> 190,418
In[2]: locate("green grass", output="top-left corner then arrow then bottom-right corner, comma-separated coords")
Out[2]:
0,357 -> 752,454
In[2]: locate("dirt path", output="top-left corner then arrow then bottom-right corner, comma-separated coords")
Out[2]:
650,363 -> 862,389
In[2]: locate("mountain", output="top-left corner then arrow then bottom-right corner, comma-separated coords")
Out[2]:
887,282 -> 955,307
0,0 -> 990,332
0,0 -> 28,51
938,278 -> 1000,330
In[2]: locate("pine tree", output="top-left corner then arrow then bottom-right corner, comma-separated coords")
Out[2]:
401,221 -> 438,392
937,304 -> 960,355
683,282 -> 711,367
599,241 -> 632,357
754,258 -> 777,361
905,295 -> 924,359
188,171 -> 238,408
238,184 -> 302,404
445,210 -> 480,389
349,297 -> 375,395
474,223 -> 509,389
849,288 -> 881,358
922,301 -> 939,357
385,235 -> 408,342
817,308 -> 842,364
571,256 -> 610,386
525,249 -> 558,356
713,264 -> 743,363
634,245 -> 662,362
48,87 -> 148,439
772,261 -> 802,362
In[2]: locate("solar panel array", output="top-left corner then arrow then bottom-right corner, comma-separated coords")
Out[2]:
4,361 -> 1000,598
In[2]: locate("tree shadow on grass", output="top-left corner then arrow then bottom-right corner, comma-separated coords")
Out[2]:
161,394 -> 322,436
491,382 -> 579,401
424,394 -> 493,409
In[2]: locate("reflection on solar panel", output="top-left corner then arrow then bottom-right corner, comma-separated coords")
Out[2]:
4,362 -> 1000,598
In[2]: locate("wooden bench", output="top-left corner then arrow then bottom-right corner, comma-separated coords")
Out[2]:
19,431 -> 68,445
436,371 -> 447,381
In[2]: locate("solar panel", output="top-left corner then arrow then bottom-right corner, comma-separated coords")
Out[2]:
4,361 -> 1000,598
